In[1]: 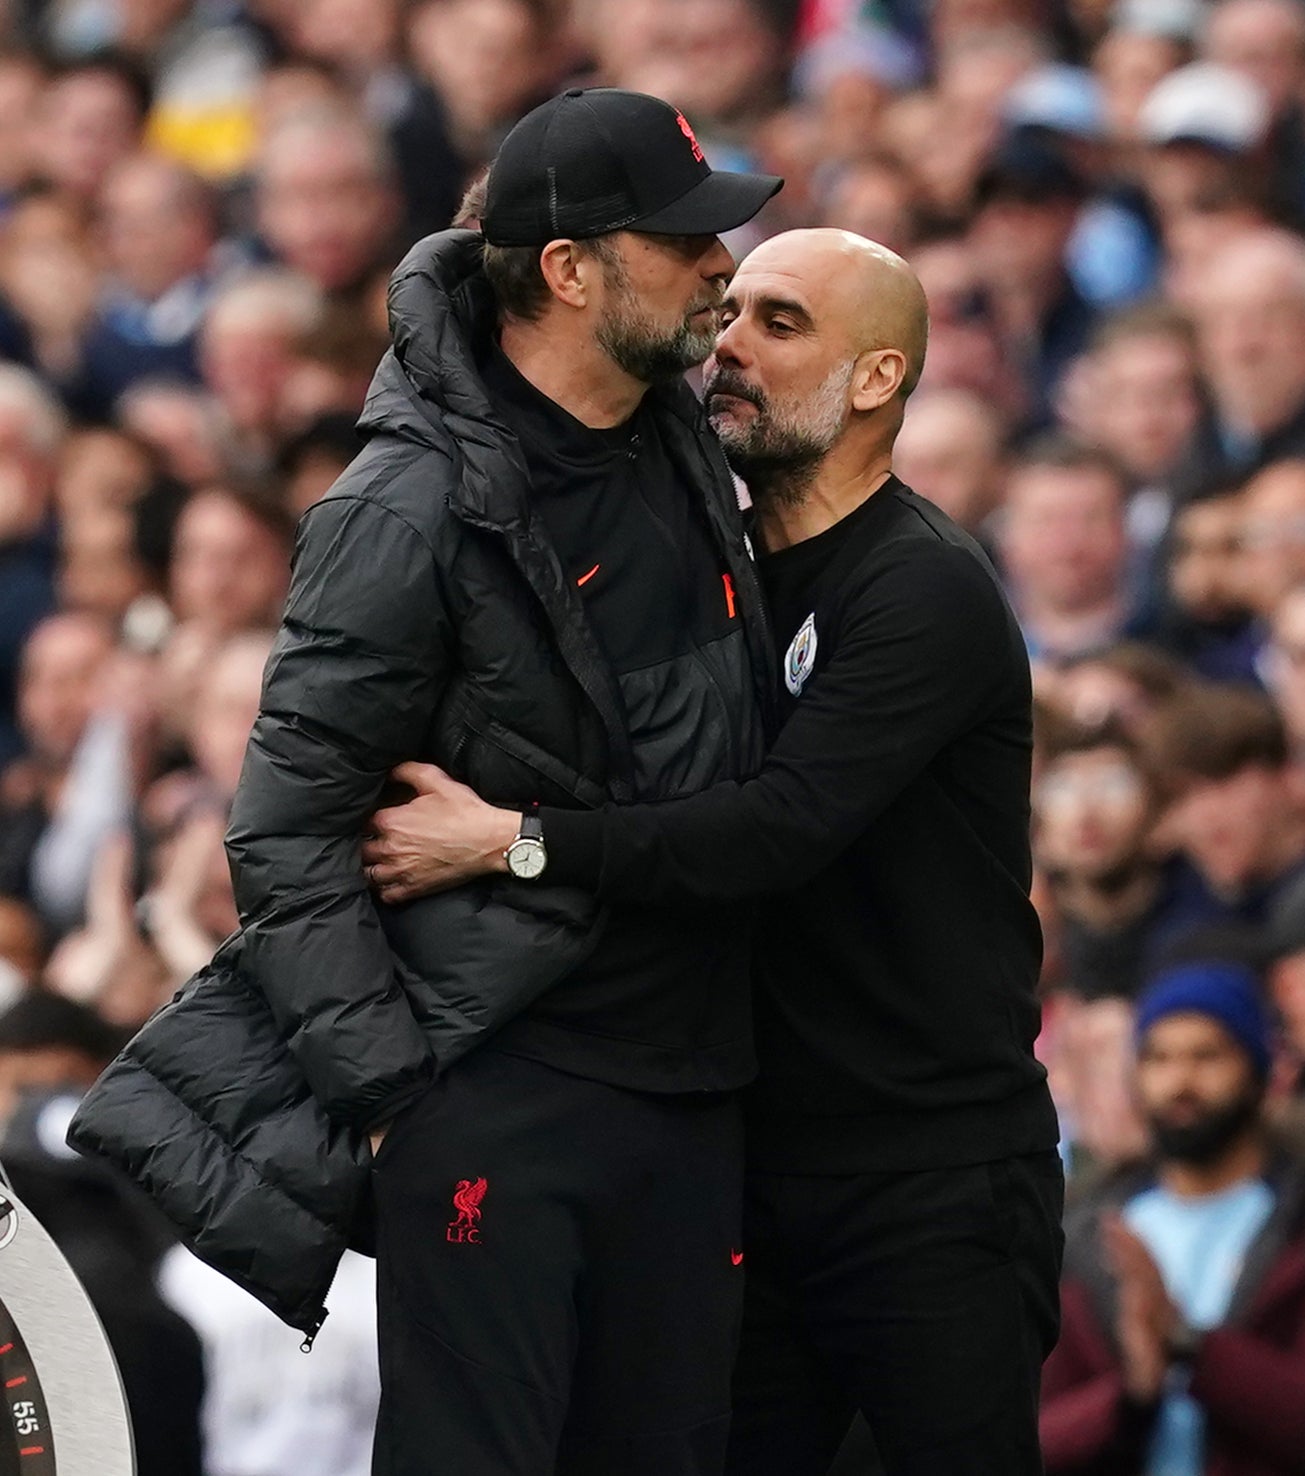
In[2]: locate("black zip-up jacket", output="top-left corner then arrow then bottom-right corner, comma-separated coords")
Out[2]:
69,230 -> 771,1335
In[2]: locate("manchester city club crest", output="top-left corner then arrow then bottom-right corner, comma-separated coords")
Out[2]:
784,613 -> 818,696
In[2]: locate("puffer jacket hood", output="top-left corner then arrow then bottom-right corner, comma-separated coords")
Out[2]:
362,231 -> 521,483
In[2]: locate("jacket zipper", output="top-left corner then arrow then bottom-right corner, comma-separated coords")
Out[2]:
299,1305 -> 328,1353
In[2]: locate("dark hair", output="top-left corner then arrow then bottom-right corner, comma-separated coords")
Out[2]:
1010,433 -> 1128,492
132,473 -> 190,582
1040,717 -> 1141,766
275,412 -> 364,480
482,243 -> 550,322
291,305 -> 389,377
0,988 -> 126,1061
1059,642 -> 1191,704
1147,684 -> 1289,784
187,478 -> 297,550
453,169 -> 489,230
482,234 -> 620,325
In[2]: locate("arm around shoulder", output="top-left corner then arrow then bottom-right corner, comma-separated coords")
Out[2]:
544,544 -> 1016,906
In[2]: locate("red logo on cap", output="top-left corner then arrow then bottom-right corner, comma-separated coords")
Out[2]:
676,111 -> 705,163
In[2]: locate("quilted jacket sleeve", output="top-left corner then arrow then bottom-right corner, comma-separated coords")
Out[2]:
226,492 -> 451,1131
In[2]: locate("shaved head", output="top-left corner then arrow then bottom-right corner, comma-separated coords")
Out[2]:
735,228 -> 930,397
705,228 -> 930,508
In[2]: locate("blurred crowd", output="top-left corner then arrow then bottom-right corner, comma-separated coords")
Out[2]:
4,0 -> 1305,1472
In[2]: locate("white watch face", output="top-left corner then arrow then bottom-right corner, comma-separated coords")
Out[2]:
507,838 -> 547,879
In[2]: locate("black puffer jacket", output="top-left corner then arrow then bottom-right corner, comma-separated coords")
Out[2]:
69,230 -> 771,1336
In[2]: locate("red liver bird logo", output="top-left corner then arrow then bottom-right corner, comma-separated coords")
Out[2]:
446,1177 -> 488,1243
676,111 -> 705,163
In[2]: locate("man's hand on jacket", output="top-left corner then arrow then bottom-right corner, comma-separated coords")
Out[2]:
362,762 -> 517,905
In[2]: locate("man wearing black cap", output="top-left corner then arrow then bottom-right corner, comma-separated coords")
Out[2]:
83,87 -> 781,1476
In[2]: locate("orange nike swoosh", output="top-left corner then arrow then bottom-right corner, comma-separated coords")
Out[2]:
577,563 -> 600,587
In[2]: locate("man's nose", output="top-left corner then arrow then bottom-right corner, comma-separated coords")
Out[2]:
713,317 -> 747,366
701,235 -> 735,283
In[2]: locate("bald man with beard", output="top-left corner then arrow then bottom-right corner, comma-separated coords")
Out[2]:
364,230 -> 1063,1475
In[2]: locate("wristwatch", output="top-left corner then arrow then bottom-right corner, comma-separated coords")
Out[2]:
504,803 -> 548,880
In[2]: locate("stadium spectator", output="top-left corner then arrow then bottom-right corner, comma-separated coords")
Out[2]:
0,988 -> 121,1125
894,386 -> 1007,537
30,53 -> 150,205
275,307 -> 389,436
1265,872 -> 1305,1080
1181,230 -> 1305,498
586,0 -> 794,133
1158,488 -> 1260,683
159,1244 -> 380,1476
407,0 -> 563,160
1152,685 -> 1305,930
0,48 -> 44,203
255,108 -> 401,299
1092,22 -> 1189,148
117,378 -> 226,487
910,231 -> 1028,418
1136,62 -> 1271,239
58,500 -> 151,623
199,269 -> 323,468
54,426 -> 153,521
1200,0 -> 1305,223
1261,583 -> 1305,760
167,484 -> 292,638
1063,303 -> 1201,558
1042,961 -> 1305,1476
0,186 -> 99,382
971,130 -> 1096,428
1036,722 -> 1177,1001
275,411 -> 364,518
819,155 -> 918,255
1238,459 -> 1305,620
999,438 -> 1139,662
0,366 -> 64,765
0,895 -> 42,998
1048,642 -> 1192,739
75,152 -> 218,416
0,612 -> 124,932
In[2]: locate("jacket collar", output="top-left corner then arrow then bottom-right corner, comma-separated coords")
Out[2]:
358,230 -> 775,783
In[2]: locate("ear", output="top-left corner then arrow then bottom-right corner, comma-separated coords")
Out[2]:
851,347 -> 907,412
539,239 -> 597,310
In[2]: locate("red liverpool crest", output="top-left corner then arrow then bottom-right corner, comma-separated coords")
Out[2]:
446,1177 -> 488,1243
676,111 -> 705,163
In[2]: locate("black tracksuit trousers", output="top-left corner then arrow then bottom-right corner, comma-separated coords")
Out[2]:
371,1049 -> 745,1476
726,1151 -> 1066,1476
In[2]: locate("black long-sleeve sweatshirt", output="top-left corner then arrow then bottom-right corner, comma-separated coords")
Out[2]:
543,477 -> 1059,1171
480,345 -> 766,1093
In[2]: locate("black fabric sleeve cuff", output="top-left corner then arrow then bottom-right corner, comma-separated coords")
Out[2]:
540,806 -> 606,889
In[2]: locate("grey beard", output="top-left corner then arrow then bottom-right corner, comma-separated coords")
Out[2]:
597,309 -> 716,383
724,443 -> 825,510
709,362 -> 855,509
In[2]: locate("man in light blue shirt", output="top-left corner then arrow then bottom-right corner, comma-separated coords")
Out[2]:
1042,959 -> 1305,1474
1123,965 -> 1276,1474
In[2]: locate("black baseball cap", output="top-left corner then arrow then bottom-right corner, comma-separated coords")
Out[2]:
482,88 -> 783,247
